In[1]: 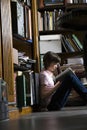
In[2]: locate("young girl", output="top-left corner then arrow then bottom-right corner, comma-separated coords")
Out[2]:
39,51 -> 87,111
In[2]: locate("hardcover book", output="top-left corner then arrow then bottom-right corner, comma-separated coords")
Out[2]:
61,36 -> 75,52
16,75 -> 26,107
55,68 -> 75,83
72,34 -> 83,50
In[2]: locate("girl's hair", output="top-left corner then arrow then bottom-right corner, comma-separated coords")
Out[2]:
43,51 -> 61,69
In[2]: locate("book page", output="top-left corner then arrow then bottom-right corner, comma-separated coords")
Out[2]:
55,68 -> 75,82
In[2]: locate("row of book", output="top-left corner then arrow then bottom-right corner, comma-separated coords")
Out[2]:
61,34 -> 83,52
14,70 -> 39,108
18,0 -> 31,6
14,71 -> 35,108
66,0 -> 87,4
38,0 -> 87,9
38,9 -> 64,31
44,0 -> 64,6
60,56 -> 86,78
44,0 -> 87,5
38,0 -> 64,8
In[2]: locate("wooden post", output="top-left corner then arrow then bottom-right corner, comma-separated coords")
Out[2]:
31,0 -> 40,73
0,10 -> 2,78
1,0 -> 14,102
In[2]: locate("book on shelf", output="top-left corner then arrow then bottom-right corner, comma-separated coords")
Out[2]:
39,10 -> 63,31
16,71 -> 36,107
49,11 -> 54,30
43,11 -> 54,30
61,38 -> 69,52
44,0 -> 64,6
43,11 -> 48,30
61,57 -> 85,78
66,35 -> 81,52
72,0 -> 87,4
61,35 -> 75,52
38,12 -> 44,31
16,74 -> 27,108
26,0 -> 31,6
53,9 -> 60,30
28,9 -> 32,40
72,34 -> 83,51
23,71 -> 36,106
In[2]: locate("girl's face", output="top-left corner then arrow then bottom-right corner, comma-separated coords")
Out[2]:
47,62 -> 58,72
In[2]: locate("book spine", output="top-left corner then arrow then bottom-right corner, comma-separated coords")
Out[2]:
67,35 -> 80,51
49,12 -> 53,30
38,12 -> 43,31
72,34 -> 83,50
61,36 -> 68,52
62,36 -> 75,52
16,75 -> 26,107
29,72 -> 35,105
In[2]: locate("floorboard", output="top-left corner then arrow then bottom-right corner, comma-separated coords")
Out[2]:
0,106 -> 87,130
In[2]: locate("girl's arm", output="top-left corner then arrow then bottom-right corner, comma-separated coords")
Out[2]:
41,81 -> 61,99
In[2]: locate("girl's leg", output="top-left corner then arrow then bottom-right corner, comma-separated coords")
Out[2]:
47,73 -> 87,111
68,73 -> 87,100
47,75 -> 72,111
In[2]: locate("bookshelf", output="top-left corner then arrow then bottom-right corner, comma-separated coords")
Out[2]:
56,3 -> 87,72
11,0 -> 40,109
0,0 -> 40,118
38,1 -> 66,71
37,1 -> 87,102
11,1 -> 32,40
38,5 -> 65,32
38,1 -> 84,66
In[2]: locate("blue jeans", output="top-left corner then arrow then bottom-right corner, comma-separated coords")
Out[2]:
47,73 -> 87,111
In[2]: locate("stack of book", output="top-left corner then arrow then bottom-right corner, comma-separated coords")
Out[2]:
61,57 -> 85,78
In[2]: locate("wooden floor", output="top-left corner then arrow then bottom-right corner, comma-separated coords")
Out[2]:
0,106 -> 87,130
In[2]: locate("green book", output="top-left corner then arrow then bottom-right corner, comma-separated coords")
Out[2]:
72,34 -> 83,50
16,75 -> 26,108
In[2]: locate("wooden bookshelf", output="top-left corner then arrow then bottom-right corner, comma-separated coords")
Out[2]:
0,0 -> 39,119
39,28 -> 73,35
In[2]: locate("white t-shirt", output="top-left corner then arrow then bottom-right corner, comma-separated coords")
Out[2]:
40,69 -> 55,107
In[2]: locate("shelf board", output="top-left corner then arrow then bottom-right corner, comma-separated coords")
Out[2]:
41,51 -> 83,59
39,28 -> 73,35
13,34 -> 32,46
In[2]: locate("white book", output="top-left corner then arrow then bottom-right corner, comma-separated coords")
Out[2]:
55,68 -> 75,82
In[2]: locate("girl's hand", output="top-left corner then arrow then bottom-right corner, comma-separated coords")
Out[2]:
55,81 -> 61,88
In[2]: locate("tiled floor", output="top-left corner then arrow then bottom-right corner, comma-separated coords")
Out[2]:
0,106 -> 87,130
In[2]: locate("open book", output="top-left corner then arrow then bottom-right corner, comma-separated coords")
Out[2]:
55,68 -> 75,83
